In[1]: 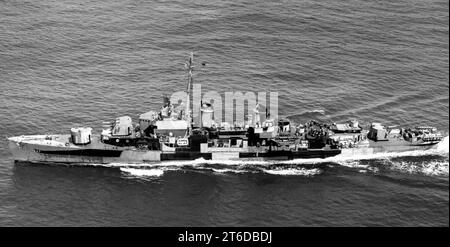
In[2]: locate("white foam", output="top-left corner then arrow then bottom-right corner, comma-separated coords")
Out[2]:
338,161 -> 370,169
120,167 -> 166,177
309,109 -> 325,114
211,168 -> 249,174
367,166 -> 380,173
90,159 -> 208,169
388,160 -> 449,176
356,166 -> 379,174
436,135 -> 449,153
262,168 -> 322,176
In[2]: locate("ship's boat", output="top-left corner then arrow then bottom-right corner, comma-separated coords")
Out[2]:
330,120 -> 362,133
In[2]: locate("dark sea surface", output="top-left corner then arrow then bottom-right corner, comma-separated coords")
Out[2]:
0,0 -> 448,226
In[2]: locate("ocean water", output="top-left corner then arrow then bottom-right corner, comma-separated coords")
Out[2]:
0,0 -> 448,226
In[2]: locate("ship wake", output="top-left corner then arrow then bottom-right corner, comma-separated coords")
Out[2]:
119,163 -> 323,178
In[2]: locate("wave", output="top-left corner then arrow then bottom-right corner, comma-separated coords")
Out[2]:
211,168 -> 252,174
262,167 -> 322,176
117,157 -> 447,178
307,109 -> 326,114
338,161 -> 370,169
436,135 -> 449,153
119,164 -> 321,177
337,158 -> 448,177
121,167 -> 165,177
387,160 -> 449,177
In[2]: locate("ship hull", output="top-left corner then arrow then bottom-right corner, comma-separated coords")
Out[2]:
8,135 -> 340,165
337,139 -> 438,158
8,138 -> 161,164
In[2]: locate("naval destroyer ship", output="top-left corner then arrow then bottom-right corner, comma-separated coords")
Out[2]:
7,54 -> 444,165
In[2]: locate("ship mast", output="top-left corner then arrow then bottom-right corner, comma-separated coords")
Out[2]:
185,52 -> 194,133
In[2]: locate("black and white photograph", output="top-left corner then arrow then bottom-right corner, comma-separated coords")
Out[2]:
0,0 -> 448,231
